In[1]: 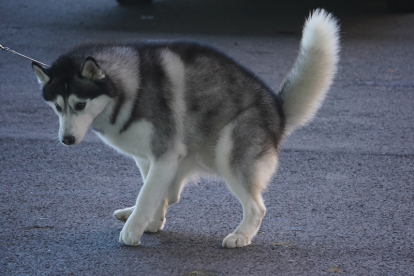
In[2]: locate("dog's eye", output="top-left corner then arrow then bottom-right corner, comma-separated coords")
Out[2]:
55,104 -> 62,112
75,103 -> 86,111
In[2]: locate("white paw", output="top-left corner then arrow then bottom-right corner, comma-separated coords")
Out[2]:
145,217 -> 165,233
113,206 -> 134,223
119,220 -> 142,246
222,233 -> 251,248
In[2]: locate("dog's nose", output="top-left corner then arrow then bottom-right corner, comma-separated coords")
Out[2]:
62,135 -> 75,145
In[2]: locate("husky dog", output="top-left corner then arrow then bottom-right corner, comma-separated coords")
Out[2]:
32,10 -> 339,248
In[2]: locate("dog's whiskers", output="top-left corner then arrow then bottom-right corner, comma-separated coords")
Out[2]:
54,135 -> 61,147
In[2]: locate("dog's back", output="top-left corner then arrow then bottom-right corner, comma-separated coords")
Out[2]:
54,40 -> 285,158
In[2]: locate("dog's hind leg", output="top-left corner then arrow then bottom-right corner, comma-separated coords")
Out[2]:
216,121 -> 278,248
113,157 -> 151,223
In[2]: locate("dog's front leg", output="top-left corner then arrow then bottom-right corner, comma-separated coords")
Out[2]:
119,159 -> 178,246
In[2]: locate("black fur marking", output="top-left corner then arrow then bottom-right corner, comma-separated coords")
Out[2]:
120,46 -> 176,159
40,47 -> 118,103
110,92 -> 125,125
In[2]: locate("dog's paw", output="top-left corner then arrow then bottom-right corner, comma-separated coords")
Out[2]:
145,217 -> 165,233
113,206 -> 134,223
222,233 -> 251,248
119,221 -> 142,246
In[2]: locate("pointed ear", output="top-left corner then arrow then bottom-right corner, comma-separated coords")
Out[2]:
80,56 -> 105,80
32,62 -> 51,87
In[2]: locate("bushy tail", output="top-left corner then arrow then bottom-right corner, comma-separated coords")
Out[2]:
278,9 -> 340,136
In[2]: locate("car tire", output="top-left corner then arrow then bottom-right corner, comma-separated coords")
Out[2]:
387,0 -> 414,12
117,0 -> 153,5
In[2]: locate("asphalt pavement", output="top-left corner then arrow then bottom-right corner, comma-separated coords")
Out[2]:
1,0 -> 413,275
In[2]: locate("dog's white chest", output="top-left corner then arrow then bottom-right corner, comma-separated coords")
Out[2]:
95,119 -> 153,159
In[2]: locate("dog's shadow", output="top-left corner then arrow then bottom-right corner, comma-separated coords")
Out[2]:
80,226 -> 274,252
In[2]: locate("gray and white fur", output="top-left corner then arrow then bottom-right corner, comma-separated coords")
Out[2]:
32,9 -> 340,248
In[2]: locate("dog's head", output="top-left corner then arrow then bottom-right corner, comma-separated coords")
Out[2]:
33,56 -> 111,145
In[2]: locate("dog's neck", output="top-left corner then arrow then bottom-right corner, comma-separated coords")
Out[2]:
91,95 -> 135,137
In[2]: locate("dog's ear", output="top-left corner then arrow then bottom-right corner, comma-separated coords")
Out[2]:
80,56 -> 105,80
32,62 -> 51,87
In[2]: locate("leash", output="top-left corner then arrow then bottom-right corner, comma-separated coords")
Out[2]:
1,44 -> 50,68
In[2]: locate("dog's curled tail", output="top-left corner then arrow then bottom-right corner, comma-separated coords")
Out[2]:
278,9 -> 340,136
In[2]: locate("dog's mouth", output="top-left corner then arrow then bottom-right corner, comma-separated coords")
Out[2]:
59,124 -> 90,146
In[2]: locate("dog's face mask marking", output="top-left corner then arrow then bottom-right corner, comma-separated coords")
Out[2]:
32,57 -> 110,145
